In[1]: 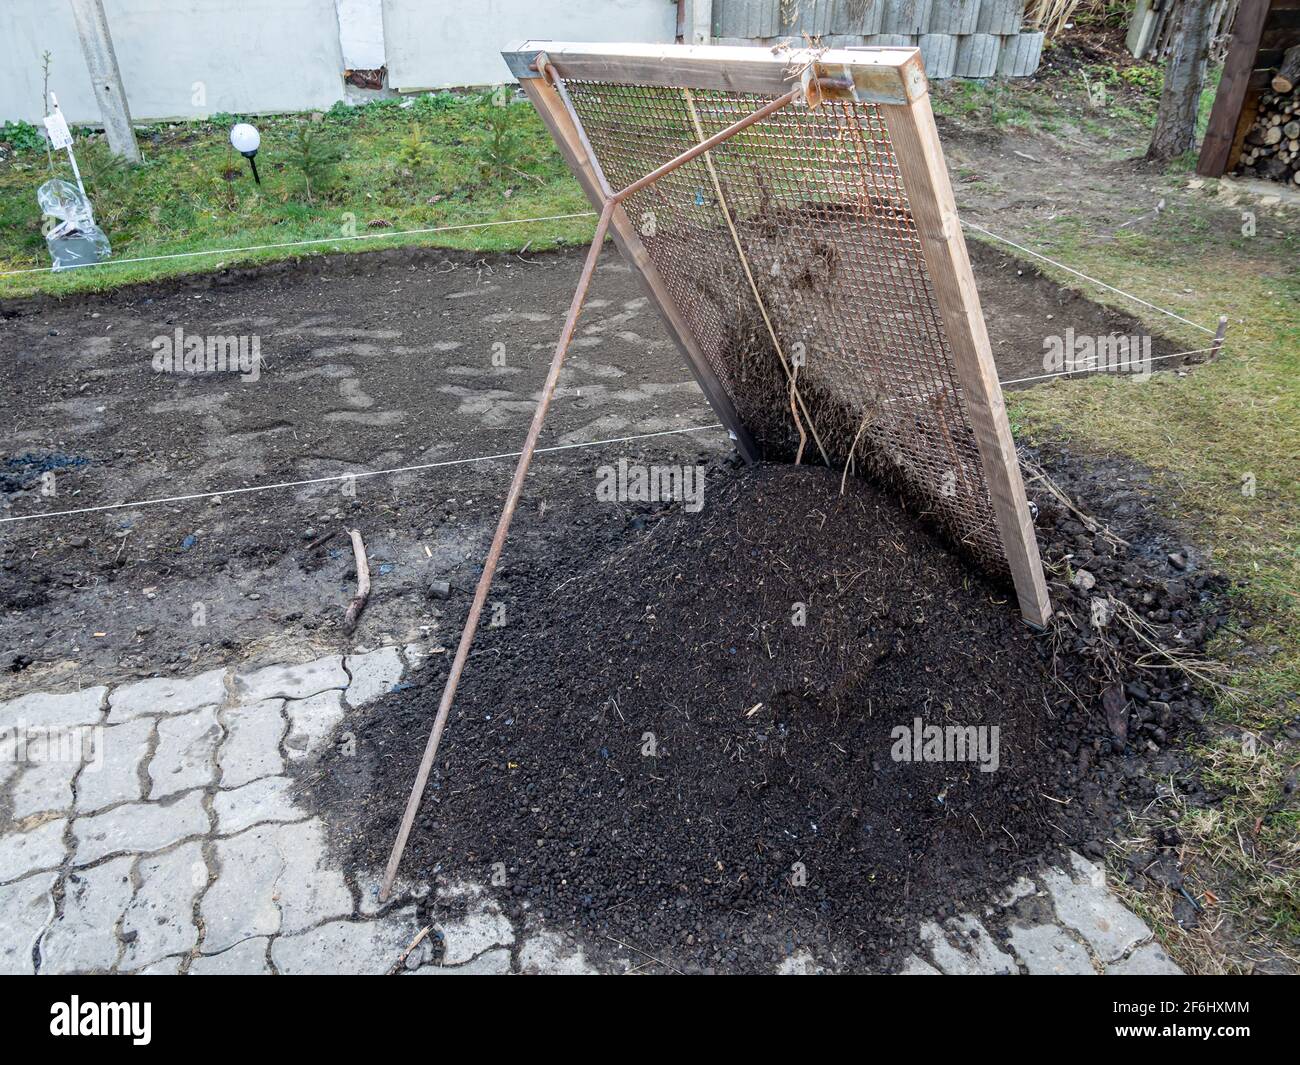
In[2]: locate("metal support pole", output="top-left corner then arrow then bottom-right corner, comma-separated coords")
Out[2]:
379,86 -> 804,900
380,200 -> 615,900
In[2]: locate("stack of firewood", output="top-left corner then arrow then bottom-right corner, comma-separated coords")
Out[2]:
1239,46 -> 1300,185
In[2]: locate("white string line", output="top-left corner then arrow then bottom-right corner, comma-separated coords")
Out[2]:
0,208 -> 1224,524
0,340 -> 1226,527
960,219 -> 1218,337
0,338 -> 1222,526
0,212 -> 602,277
999,345 -> 1222,386
0,424 -> 726,525
0,204 -> 1223,342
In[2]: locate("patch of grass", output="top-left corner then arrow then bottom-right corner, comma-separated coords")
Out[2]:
933,79 -> 1044,132
1,119 -> 45,153
933,64 -> 1163,145
986,202 -> 1300,970
0,90 -> 592,297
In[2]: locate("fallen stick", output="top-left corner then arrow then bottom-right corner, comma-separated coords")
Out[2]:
305,527 -> 340,552
387,924 -> 431,974
605,934 -> 684,975
788,365 -> 807,466
342,528 -> 370,634
1020,460 -> 1130,548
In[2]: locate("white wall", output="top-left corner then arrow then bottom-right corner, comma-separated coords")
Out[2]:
1,0 -> 347,125
336,0 -> 386,69
0,0 -> 678,125
382,0 -> 678,90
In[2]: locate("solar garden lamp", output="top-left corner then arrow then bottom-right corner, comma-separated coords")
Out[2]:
230,122 -> 261,184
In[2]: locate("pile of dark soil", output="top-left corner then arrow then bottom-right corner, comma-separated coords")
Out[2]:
307,454 -> 1227,973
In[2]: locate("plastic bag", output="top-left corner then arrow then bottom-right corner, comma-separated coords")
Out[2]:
38,178 -> 111,271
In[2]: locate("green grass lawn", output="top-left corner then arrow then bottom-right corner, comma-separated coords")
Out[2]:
1001,214 -> 1299,969
0,91 -> 593,297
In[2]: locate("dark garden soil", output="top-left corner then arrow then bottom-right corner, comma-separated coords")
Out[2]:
0,239 -> 1184,693
0,221 -> 1231,973
306,448 -> 1229,974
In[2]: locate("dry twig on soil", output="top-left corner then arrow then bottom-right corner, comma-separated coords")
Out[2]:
342,527 -> 371,634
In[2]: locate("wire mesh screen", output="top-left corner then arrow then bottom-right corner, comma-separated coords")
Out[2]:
563,81 -> 1005,569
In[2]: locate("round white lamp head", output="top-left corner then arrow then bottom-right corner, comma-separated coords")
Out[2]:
230,123 -> 260,156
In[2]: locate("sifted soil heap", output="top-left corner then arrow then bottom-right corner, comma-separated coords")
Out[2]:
306,458 -> 1226,973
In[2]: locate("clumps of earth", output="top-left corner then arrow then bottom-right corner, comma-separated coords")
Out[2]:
304,452 -> 1229,973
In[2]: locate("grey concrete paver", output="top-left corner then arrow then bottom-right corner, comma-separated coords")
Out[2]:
233,657 -> 347,703
1008,922 -> 1095,975
73,792 -> 208,865
190,937 -> 272,975
200,826 -> 286,952
201,819 -> 350,953
148,706 -> 220,799
435,882 -> 515,965
77,717 -> 153,813
10,759 -> 80,819
213,775 -> 304,835
0,872 -> 57,974
271,909 -> 421,975
1107,941 -> 1184,975
413,948 -> 512,975
344,647 -> 404,707
921,916 -> 1018,975
120,841 -> 206,970
217,699 -> 285,788
0,819 -> 68,883
283,689 -> 345,760
136,956 -> 185,974
109,669 -> 227,721
0,687 -> 106,728
40,855 -> 135,973
518,930 -> 598,975
1042,852 -> 1153,963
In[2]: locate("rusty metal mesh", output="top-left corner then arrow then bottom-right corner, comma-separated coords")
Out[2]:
563,81 -> 1005,568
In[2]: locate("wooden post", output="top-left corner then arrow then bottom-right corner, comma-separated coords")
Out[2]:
684,0 -> 714,45
881,94 -> 1052,627
520,72 -> 760,462
69,0 -> 141,163
1197,0 -> 1272,177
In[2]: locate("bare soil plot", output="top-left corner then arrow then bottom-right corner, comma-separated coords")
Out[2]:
0,240 -> 1183,692
0,239 -> 1230,973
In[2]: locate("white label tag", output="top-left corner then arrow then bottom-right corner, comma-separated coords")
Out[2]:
43,112 -> 73,149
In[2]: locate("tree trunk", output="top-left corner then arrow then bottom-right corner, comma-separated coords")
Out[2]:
1147,0 -> 1217,162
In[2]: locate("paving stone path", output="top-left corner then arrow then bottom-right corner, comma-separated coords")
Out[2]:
0,648 -> 1181,975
